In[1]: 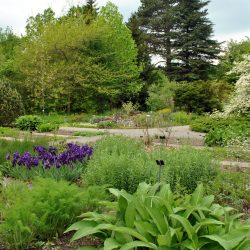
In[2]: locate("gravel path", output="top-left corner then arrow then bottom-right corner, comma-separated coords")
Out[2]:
60,125 -> 205,145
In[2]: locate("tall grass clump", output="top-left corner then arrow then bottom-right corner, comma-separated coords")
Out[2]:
84,136 -> 156,193
151,147 -> 218,192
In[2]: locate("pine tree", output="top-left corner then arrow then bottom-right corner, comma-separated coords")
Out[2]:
136,0 -> 178,75
133,0 -> 220,81
173,0 -> 220,81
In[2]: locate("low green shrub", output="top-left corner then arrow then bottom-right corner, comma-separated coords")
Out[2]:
15,115 -> 42,131
152,147 -> 218,192
84,136 -> 156,193
97,121 -> 118,129
37,123 -> 59,133
67,183 -> 250,249
170,111 -> 194,125
190,116 -> 249,133
0,81 -> 24,126
174,80 -> 232,114
191,116 -> 250,146
84,136 -> 217,193
0,178 -> 107,250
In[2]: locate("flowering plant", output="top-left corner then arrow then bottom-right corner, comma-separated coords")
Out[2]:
4,143 -> 93,181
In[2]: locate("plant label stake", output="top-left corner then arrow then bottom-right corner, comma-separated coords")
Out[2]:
156,160 -> 165,182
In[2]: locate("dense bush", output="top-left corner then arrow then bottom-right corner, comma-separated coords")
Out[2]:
0,178 -> 95,250
174,80 -> 231,114
169,111 -> 195,125
84,136 -> 156,193
15,115 -> 42,131
146,77 -> 175,111
67,183 -> 250,249
97,121 -> 118,129
0,82 -> 24,126
37,123 -> 59,133
84,136 -> 217,193
191,116 -> 250,146
152,147 -> 218,192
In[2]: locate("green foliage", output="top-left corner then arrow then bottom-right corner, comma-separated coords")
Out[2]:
0,81 -> 24,126
217,38 -> 250,83
67,183 -> 250,250
146,76 -> 175,111
37,123 -> 59,133
16,2 -> 141,113
134,0 -> 219,81
15,115 -> 42,131
206,170 -> 250,213
205,126 -> 250,147
191,116 -> 250,146
169,111 -> 195,125
122,101 -> 139,115
174,81 -> 231,114
84,136 -> 217,193
97,121 -> 118,129
84,136 -> 156,193
0,178 -> 107,250
0,161 -> 87,182
152,147 -> 218,192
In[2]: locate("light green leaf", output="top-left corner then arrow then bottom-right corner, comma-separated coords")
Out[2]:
104,238 -> 121,250
120,241 -> 157,250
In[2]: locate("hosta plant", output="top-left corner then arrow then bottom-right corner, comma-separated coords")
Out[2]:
66,183 -> 250,250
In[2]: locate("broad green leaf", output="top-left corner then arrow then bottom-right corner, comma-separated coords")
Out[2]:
65,220 -> 97,234
202,233 -> 247,250
201,195 -> 214,207
194,218 -> 224,233
157,232 -> 172,247
104,238 -> 121,250
181,239 -> 196,250
71,227 -> 102,242
134,221 -> 158,238
170,214 -> 195,240
236,239 -> 250,250
146,206 -> 168,234
190,184 -> 204,206
96,224 -> 149,242
120,241 -> 157,250
125,202 -> 136,228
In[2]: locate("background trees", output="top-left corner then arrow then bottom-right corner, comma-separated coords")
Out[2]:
14,2 -> 141,113
130,0 -> 220,81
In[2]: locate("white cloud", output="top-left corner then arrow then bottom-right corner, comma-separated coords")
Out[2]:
0,0 -> 249,43
0,0 -> 140,35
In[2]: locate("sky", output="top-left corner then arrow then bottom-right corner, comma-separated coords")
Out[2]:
0,0 -> 250,43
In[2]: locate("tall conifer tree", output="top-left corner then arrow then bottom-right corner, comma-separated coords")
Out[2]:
173,0 -> 220,81
131,0 -> 220,81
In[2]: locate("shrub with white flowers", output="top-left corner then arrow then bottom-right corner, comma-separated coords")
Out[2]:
224,55 -> 250,116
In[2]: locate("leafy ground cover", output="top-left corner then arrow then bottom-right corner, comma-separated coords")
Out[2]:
0,135 -> 249,249
67,183 -> 250,249
191,116 -> 250,147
